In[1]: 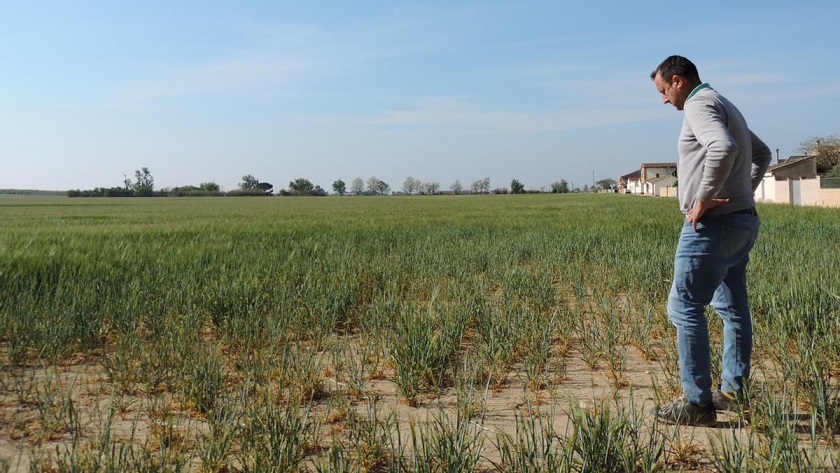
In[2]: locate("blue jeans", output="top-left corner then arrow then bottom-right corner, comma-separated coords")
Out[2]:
667,211 -> 760,405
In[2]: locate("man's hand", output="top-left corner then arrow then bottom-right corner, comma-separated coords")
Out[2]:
687,198 -> 730,232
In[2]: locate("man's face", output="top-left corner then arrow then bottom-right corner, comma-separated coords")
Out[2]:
654,72 -> 688,111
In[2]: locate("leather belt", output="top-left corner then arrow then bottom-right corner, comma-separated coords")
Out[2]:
725,207 -> 757,216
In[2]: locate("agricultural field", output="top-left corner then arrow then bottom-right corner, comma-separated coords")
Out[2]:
0,193 -> 838,472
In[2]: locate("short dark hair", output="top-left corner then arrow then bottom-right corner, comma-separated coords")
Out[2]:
650,55 -> 700,84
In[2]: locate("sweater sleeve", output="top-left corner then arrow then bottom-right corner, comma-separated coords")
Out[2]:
750,130 -> 772,191
685,99 -> 738,203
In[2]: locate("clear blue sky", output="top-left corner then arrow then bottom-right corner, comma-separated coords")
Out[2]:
2,1 -> 838,192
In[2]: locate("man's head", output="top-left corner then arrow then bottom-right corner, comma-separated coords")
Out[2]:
651,55 -> 702,111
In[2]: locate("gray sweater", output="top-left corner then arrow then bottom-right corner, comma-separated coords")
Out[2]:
678,84 -> 772,216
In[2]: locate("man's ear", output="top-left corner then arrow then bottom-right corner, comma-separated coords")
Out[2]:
671,75 -> 683,88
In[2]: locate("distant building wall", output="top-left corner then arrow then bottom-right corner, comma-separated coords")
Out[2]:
755,177 -> 769,202
801,178 -> 821,206
640,164 -> 677,183
754,176 -> 840,208
755,177 -> 790,204
643,167 -> 674,181
773,159 -> 817,180
775,180 -> 792,204
627,180 -> 643,194
660,186 -> 678,197
821,188 -> 840,207
647,176 -> 677,196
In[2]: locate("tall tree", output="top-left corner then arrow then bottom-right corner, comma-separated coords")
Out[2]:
132,167 -> 154,196
333,179 -> 346,195
470,177 -> 491,194
551,180 -> 569,193
239,174 -> 259,190
510,179 -> 525,194
450,180 -> 463,195
596,178 -> 616,190
289,178 -> 315,194
799,135 -> 840,174
350,177 -> 365,194
420,181 -> 440,195
402,176 -> 421,195
200,181 -> 220,192
367,177 -> 390,195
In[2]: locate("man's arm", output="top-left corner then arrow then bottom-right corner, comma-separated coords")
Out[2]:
750,131 -> 772,191
685,100 -> 739,204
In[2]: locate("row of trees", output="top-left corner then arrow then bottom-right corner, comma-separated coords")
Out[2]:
334,176 -> 606,196
68,169 -> 616,198
59,134 -> 840,198
330,177 -> 391,196
70,168 -> 231,198
69,167 -> 175,198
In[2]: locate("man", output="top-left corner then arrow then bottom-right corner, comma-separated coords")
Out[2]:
650,55 -> 772,426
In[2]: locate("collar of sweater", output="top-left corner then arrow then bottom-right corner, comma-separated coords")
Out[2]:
687,83 -> 711,101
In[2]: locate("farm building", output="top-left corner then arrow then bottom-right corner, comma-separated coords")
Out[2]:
755,154 -> 840,207
617,163 -> 677,195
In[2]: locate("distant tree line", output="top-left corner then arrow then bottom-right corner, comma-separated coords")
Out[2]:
69,169 -> 252,198
1,189 -> 66,196
54,134 -> 840,198
67,167 -> 617,198
68,167 -> 162,197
